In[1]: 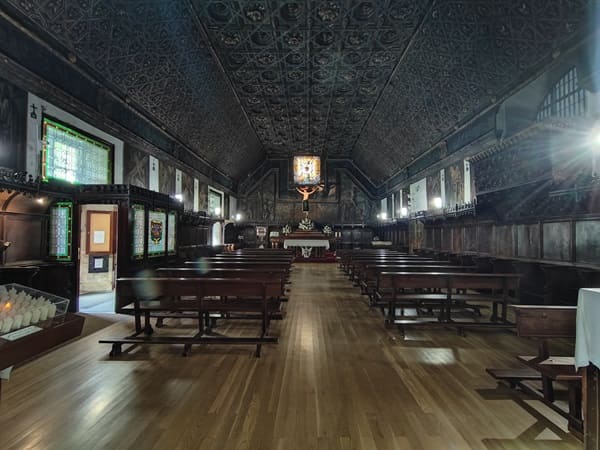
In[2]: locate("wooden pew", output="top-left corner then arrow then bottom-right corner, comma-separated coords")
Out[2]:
359,264 -> 477,303
486,305 -> 582,436
350,258 -> 451,284
184,260 -> 291,277
100,277 -> 282,357
346,256 -> 438,280
374,272 -> 520,335
156,266 -> 289,304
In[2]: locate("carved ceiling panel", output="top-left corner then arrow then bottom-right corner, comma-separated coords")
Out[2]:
4,0 -> 264,179
3,0 -> 593,185
191,0 -> 429,159
354,0 -> 591,182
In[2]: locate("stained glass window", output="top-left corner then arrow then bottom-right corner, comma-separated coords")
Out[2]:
131,204 -> 145,259
49,202 -> 72,260
148,209 -> 166,257
293,156 -> 321,185
42,117 -> 112,184
168,212 -> 177,255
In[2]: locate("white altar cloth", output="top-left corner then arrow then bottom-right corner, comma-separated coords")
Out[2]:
575,288 -> 600,369
283,239 -> 330,250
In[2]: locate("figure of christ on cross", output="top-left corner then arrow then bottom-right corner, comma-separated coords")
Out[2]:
296,185 -> 323,201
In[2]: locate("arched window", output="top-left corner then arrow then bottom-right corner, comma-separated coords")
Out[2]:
536,67 -> 586,122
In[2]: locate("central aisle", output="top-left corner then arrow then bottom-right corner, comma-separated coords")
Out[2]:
0,263 -> 580,450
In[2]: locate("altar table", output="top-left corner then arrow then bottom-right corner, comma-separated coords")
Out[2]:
283,239 -> 330,258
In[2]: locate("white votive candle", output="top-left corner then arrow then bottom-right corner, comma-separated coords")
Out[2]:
39,305 -> 49,321
1,317 -> 13,333
31,308 -> 41,324
48,303 -> 57,318
13,314 -> 23,329
22,310 -> 32,326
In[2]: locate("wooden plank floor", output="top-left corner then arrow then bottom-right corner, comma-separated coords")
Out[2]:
0,264 -> 582,449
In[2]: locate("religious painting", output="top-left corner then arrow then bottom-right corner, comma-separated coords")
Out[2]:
445,162 -> 464,208
293,155 -> 321,185
243,172 -> 276,222
576,220 -> 600,264
338,173 -> 375,223
543,222 -> 571,261
427,173 -> 441,208
0,77 -> 26,169
124,145 -> 148,188
181,172 -> 194,211
198,182 -> 208,212
516,223 -> 540,258
159,162 -> 175,195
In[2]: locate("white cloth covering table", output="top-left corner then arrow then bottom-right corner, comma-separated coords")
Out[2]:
575,288 -> 600,369
283,239 -> 330,258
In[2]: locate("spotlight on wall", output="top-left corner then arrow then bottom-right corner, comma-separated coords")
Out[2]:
235,213 -> 242,221
214,207 -> 222,217
433,197 -> 443,209
36,197 -> 45,205
174,194 -> 183,202
400,207 -> 408,217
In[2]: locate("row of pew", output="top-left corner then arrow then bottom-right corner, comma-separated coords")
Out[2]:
100,248 -> 294,357
338,248 -> 519,334
338,248 -> 585,438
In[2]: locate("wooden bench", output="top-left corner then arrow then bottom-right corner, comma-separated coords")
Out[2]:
486,305 -> 582,436
359,264 -> 477,302
350,258 -> 452,285
157,266 -> 289,304
347,257 -> 439,281
99,277 -> 282,357
374,272 -> 520,335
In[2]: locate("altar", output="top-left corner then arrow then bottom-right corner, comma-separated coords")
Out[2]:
282,231 -> 332,258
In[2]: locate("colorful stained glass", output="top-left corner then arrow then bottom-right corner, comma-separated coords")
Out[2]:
49,202 -> 72,260
148,209 -> 166,257
42,117 -> 112,184
293,156 -> 321,185
168,212 -> 176,255
131,204 -> 145,259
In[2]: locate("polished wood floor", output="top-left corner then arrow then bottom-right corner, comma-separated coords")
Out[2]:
0,264 -> 582,449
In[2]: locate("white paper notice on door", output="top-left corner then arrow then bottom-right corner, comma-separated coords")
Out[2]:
93,230 -> 105,244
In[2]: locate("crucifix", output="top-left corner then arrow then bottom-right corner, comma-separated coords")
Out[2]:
296,184 -> 323,213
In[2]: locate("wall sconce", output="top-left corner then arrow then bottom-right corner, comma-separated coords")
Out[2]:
174,194 -> 183,202
235,213 -> 242,221
214,207 -> 222,217
400,207 -> 408,217
432,197 -> 443,209
30,104 -> 37,119
377,212 -> 387,221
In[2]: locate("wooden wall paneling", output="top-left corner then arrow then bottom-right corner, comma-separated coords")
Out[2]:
573,220 -> 600,265
516,223 -> 541,258
478,223 -> 493,253
543,221 -> 571,261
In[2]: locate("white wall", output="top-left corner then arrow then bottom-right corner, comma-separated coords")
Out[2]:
26,93 -> 124,183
